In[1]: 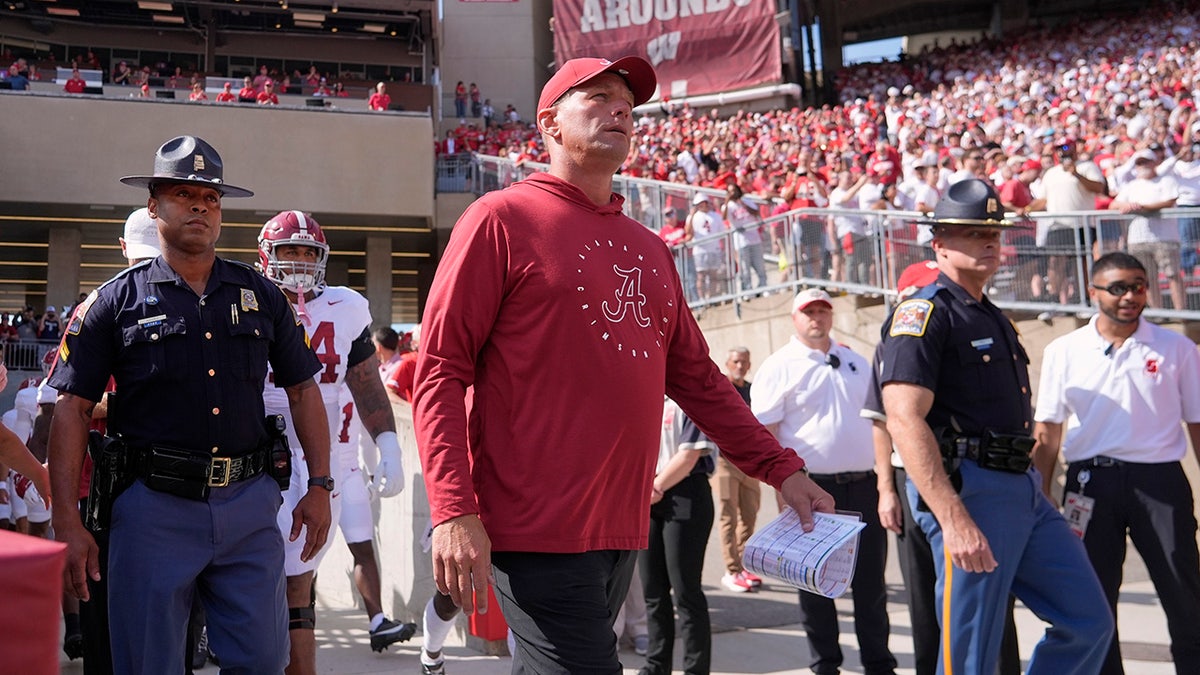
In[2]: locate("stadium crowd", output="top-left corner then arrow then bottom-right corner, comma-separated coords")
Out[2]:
3,2 -> 1200,673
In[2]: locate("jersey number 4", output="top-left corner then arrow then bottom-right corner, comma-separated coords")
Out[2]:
309,321 -> 342,384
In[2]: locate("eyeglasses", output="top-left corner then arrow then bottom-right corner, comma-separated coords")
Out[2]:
1092,281 -> 1147,296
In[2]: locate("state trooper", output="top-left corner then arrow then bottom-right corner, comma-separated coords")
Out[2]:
48,135 -> 332,674
878,178 -> 1113,674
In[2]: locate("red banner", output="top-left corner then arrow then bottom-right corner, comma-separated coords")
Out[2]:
551,0 -> 780,101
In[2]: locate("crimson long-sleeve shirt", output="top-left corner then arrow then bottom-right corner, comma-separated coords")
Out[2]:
414,173 -> 804,553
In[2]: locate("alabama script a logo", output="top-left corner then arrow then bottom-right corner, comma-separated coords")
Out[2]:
603,265 -> 652,327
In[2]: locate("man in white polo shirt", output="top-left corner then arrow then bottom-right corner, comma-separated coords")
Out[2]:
752,288 -> 896,675
1033,251 -> 1200,675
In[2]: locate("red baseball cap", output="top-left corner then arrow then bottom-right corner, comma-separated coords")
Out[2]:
897,260 -> 940,299
1020,159 -> 1042,172
537,56 -> 657,112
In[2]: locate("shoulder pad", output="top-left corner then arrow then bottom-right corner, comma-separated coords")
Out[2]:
889,298 -> 935,338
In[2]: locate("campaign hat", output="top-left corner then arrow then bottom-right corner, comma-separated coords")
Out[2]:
537,56 -> 657,112
918,178 -> 1013,227
120,135 -> 254,198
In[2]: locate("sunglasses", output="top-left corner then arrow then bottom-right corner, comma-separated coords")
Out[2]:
1092,281 -> 1147,296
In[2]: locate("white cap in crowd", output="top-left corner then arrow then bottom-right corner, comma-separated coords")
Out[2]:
122,207 -> 161,261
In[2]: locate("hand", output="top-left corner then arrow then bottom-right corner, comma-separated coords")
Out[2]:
877,487 -> 904,534
432,514 -> 493,615
290,488 -> 331,563
55,523 -> 100,601
16,464 -> 51,508
778,471 -> 835,532
0,362 -> 8,391
941,511 -> 998,573
650,485 -> 664,504
370,431 -> 405,499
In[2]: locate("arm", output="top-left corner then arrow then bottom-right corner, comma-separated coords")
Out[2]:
883,382 -> 997,573
47,393 -> 99,601
345,355 -> 404,498
1032,421 -> 1063,499
1074,168 -> 1107,195
0,424 -> 48,502
283,378 -> 331,562
28,403 -> 52,462
1188,423 -> 1200,468
414,200 -> 511,615
650,449 -> 702,503
873,420 -> 903,534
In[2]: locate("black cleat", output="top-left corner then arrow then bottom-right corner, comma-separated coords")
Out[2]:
63,631 -> 84,660
369,618 -> 417,652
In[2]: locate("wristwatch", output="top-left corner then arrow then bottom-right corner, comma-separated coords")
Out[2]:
307,475 -> 335,492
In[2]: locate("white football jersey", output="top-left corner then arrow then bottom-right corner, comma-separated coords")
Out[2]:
263,285 -> 372,474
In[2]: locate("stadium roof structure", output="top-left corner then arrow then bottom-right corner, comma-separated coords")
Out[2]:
0,0 -> 433,42
832,0 -> 1146,45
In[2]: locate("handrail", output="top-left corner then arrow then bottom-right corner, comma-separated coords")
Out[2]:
467,154 -> 1200,322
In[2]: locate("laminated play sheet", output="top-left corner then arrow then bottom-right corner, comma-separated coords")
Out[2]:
742,509 -> 865,598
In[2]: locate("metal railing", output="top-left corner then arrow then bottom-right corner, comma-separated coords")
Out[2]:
1,339 -> 57,372
466,155 -> 1200,322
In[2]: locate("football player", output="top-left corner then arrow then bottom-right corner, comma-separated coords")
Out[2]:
257,211 -> 410,673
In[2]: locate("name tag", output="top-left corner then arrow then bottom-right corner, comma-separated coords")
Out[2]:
137,314 -> 168,327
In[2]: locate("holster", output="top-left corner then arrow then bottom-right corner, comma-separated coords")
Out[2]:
84,431 -> 133,532
265,414 -> 291,491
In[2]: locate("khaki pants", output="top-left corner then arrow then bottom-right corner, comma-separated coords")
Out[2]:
710,455 -> 761,574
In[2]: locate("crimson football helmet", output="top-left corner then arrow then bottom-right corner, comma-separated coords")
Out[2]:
257,210 -> 330,293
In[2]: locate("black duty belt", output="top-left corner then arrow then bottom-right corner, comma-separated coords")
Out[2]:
809,470 -> 874,484
939,432 -> 1034,474
134,445 -> 270,493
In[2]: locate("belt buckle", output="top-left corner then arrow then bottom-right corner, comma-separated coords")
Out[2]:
208,456 -> 232,488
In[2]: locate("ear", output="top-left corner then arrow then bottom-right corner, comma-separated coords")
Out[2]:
146,196 -> 158,220
537,106 -> 561,139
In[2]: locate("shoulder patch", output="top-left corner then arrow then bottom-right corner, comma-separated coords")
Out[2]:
890,299 -> 934,337
66,290 -> 100,336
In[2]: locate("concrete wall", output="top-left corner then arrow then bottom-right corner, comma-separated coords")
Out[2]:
0,92 -> 434,219
439,0 -> 553,123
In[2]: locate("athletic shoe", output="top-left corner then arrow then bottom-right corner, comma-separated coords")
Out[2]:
633,634 -> 649,656
721,572 -> 753,593
63,631 -> 84,660
421,660 -> 447,675
740,570 -> 763,588
370,618 -> 418,652
191,626 -> 209,670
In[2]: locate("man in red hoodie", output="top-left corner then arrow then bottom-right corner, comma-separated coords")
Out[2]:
413,56 -> 834,673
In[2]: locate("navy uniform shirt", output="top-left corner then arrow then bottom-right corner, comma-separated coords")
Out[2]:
48,257 -> 320,456
877,272 -> 1033,437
